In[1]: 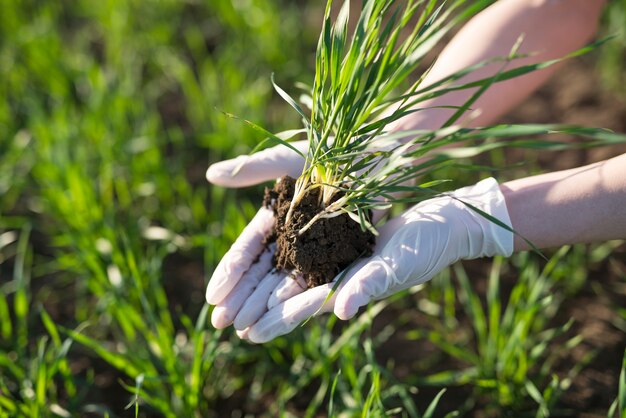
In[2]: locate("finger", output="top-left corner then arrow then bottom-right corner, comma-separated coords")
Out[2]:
233,270 -> 286,331
211,244 -> 276,329
334,256 -> 396,320
267,274 -> 307,310
247,283 -> 336,344
206,141 -> 307,188
206,208 -> 274,305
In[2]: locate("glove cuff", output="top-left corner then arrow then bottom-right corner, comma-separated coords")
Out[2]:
452,177 -> 514,258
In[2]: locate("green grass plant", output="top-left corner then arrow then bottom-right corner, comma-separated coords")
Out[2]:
0,227 -> 78,417
608,349 -> 626,418
599,0 -> 626,93
412,249 -> 598,416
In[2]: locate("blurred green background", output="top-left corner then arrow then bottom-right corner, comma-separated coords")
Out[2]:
0,0 -> 625,417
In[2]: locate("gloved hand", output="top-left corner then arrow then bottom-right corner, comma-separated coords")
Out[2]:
205,136 -> 396,322
205,138 -> 386,331
206,144 -> 513,342
205,141 -> 306,328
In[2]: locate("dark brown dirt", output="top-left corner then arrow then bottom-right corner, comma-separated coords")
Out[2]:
263,176 -> 375,288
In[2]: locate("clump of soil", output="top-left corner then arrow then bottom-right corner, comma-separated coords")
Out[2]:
263,176 -> 375,288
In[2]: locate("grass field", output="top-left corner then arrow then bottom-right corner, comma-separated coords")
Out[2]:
1,1 -> 625,417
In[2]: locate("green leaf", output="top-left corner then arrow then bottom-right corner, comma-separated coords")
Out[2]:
219,110 -> 306,159
423,389 -> 447,418
63,327 -> 145,378
40,309 -> 61,347
0,290 -> 12,340
328,369 -> 341,417
272,74 -> 311,127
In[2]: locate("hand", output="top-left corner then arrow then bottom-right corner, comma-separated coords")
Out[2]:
241,178 -> 514,343
205,138 -> 389,333
205,142 -> 306,329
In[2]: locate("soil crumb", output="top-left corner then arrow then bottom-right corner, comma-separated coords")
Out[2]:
264,176 -> 375,288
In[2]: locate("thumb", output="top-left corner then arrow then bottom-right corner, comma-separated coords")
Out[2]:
207,141 -> 307,188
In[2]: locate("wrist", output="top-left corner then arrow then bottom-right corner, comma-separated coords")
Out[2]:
451,178 -> 514,258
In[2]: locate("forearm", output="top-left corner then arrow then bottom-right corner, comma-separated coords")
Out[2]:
390,0 -> 606,131
500,153 -> 626,251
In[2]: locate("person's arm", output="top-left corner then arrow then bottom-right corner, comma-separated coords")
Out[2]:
502,153 -> 626,251
389,0 -> 607,131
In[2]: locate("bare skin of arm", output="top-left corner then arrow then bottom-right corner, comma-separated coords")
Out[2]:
389,0 -> 608,131
501,153 -> 626,251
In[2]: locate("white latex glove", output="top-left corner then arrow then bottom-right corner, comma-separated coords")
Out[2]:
243,177 -> 514,343
205,142 -> 306,328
